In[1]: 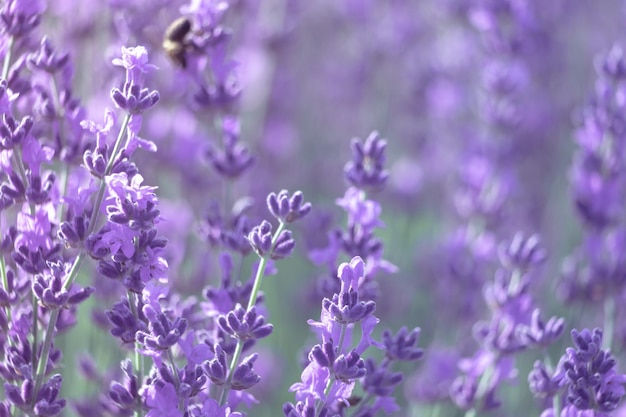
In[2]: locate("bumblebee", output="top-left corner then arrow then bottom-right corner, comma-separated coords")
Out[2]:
163,17 -> 193,68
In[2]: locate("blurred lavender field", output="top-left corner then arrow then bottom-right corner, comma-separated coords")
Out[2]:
2,0 -> 626,416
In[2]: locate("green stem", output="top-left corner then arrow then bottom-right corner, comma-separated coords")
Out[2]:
87,113 -> 131,234
464,360 -> 495,417
31,293 -> 38,375
218,340 -> 243,405
0,255 -> 10,322
126,291 -> 144,417
509,269 -> 522,294
56,164 -> 70,223
2,36 -> 14,80
219,221 -> 286,405
603,296 -> 615,351
31,251 -> 86,402
337,324 -> 347,355
31,309 -> 60,404
50,75 -> 64,118
126,292 -> 142,370
13,147 -> 30,199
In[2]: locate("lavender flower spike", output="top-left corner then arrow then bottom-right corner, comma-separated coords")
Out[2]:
112,45 -> 158,85
110,46 -> 160,114
382,326 -> 424,362
344,131 -> 389,191
497,232 -> 547,271
248,220 -> 296,260
517,308 -> 565,349
267,190 -> 312,224
217,304 -> 273,341
560,328 -> 626,413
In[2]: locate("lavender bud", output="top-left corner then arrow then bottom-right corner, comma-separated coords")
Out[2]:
497,233 -> 547,271
106,300 -> 145,344
528,360 -> 561,399
231,353 -> 260,390
248,220 -> 273,257
136,305 -> 187,351
271,229 -> 295,260
362,358 -> 403,397
560,328 -> 626,412
382,326 -> 424,362
111,83 -> 160,114
333,350 -> 366,382
205,117 -> 254,179
204,344 -> 228,385
267,190 -> 312,223
309,341 -> 336,368
0,114 -> 33,149
26,37 -> 69,74
323,289 -> 376,324
517,309 -> 565,348
217,305 -> 273,341
344,131 -> 389,191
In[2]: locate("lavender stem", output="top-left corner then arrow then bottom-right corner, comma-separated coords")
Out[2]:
219,221 -> 286,405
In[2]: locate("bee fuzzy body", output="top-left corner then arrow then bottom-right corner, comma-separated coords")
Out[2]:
163,17 -> 193,69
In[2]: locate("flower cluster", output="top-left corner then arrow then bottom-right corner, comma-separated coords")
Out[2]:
1,1 -> 625,417
285,257 -> 423,417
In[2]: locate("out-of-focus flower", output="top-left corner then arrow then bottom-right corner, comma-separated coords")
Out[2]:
344,131 -> 389,191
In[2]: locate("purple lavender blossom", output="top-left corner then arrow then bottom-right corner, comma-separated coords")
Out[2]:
528,360 -> 562,399
32,261 -> 94,309
205,117 -> 254,179
0,2 -> 621,417
217,304 -> 273,342
344,131 -> 389,191
136,304 -> 188,352
561,329 -> 626,413
267,190 -> 312,224
247,220 -> 295,260
287,256 -> 421,416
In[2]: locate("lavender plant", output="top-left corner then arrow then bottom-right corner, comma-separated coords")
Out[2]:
0,0 -> 625,417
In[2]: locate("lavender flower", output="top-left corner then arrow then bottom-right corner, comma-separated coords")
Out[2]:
247,220 -> 295,260
205,117 -> 254,179
529,360 -> 562,399
217,304 -> 273,342
0,2 -> 619,417
561,329 -> 626,413
286,256 -> 422,416
136,304 -> 188,352
517,308 -> 565,349
381,326 -> 424,362
267,190 -> 312,224
26,37 -> 69,73
0,0 -> 44,37
344,131 -> 389,191
32,261 -> 94,309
